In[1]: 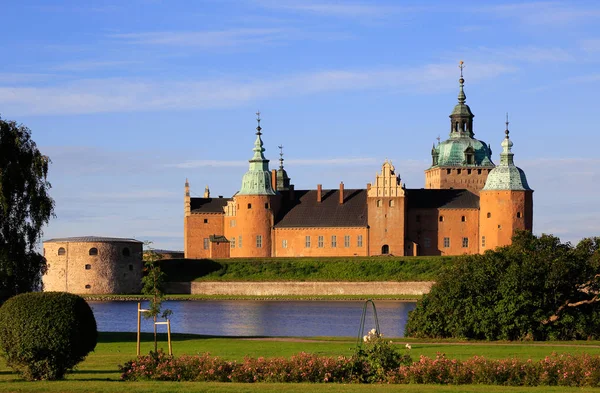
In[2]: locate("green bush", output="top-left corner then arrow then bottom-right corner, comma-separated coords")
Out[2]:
405,232 -> 600,340
0,292 -> 98,380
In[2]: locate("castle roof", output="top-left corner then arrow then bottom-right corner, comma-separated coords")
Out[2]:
405,189 -> 479,209
190,197 -> 230,213
275,189 -> 367,228
44,236 -> 142,243
238,112 -> 277,196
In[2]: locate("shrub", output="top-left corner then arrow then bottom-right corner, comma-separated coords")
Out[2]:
353,329 -> 412,382
0,292 -> 97,380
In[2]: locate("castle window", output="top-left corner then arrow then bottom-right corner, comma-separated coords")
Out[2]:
129,264 -> 134,271
487,212 -> 491,218
231,237 -> 236,249
457,169 -> 461,175
424,238 -> 431,248
344,235 -> 350,248
377,200 -> 382,207
204,219 -> 208,224
247,203 -> 252,209
239,236 -> 242,248
478,169 -> 482,175
85,264 -> 91,270
305,236 -> 311,248
498,224 -> 502,229
443,237 -> 450,248
447,169 -> 451,175
467,169 -> 472,175
461,216 -> 466,222
416,215 -> 421,223
85,284 -> 91,289
389,200 -> 395,207
89,248 -> 98,256
282,239 -> 287,249
481,236 -> 486,248
265,203 -> 269,209
318,236 -> 324,248
256,235 -> 262,248
357,235 -> 363,247
517,212 -> 522,218
439,216 -> 444,222
122,247 -> 130,257
462,237 -> 469,248
58,247 -> 66,256
331,235 -> 337,248
203,238 -> 209,250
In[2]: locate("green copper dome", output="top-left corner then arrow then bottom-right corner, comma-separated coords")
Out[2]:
430,70 -> 495,168
483,123 -> 531,191
238,114 -> 277,196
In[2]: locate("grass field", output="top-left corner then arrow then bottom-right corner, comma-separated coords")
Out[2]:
2,332 -> 600,392
160,256 -> 451,282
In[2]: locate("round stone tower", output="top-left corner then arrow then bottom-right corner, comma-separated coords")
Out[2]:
43,236 -> 143,294
230,113 -> 280,258
479,117 -> 533,252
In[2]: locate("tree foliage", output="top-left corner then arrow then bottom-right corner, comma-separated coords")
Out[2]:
0,117 -> 54,300
0,292 -> 97,380
405,231 -> 600,340
142,241 -> 172,351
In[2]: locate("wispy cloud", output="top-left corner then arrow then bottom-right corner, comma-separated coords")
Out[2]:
449,46 -> 575,65
81,190 -> 178,201
51,60 -> 142,72
255,0 -> 426,18
473,2 -> 600,26
110,28 -> 288,48
0,62 -> 515,115
171,157 -> 379,169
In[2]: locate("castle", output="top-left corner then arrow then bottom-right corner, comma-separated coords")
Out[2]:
184,69 -> 533,258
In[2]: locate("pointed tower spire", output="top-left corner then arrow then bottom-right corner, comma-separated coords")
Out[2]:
239,111 -> 276,195
278,144 -> 284,170
449,61 -> 474,137
500,112 -> 514,166
458,60 -> 466,104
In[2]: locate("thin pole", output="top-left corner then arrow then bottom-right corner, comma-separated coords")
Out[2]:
136,302 -> 141,356
167,319 -> 173,356
153,315 -> 157,353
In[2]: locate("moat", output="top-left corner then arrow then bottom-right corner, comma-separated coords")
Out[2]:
89,300 -> 416,337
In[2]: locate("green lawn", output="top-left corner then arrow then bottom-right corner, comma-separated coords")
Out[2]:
2,332 -> 600,392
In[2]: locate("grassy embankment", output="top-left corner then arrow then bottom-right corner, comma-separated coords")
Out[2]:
2,332 -> 600,392
160,256 -> 450,282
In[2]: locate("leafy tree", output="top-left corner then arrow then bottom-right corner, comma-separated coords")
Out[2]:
142,241 -> 172,352
0,117 -> 54,301
405,231 -> 600,340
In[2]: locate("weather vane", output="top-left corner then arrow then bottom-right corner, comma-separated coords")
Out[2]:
255,110 -> 262,134
436,135 -> 441,145
505,112 -> 510,136
459,60 -> 465,77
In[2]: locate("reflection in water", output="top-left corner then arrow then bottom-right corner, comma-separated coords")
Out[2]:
89,300 -> 416,337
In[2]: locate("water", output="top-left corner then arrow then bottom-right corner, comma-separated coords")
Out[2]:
89,300 -> 416,337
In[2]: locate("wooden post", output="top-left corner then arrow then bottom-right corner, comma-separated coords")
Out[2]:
136,302 -> 141,356
167,319 -> 173,356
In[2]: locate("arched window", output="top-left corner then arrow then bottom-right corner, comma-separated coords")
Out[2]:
461,216 -> 466,222
517,212 -> 522,218
129,264 -> 134,271
487,212 -> 491,218
122,247 -> 130,257
389,200 -> 395,207
58,247 -> 66,256
381,245 -> 389,254
377,200 -> 382,207
89,248 -> 98,256
439,216 -> 444,222
85,264 -> 91,270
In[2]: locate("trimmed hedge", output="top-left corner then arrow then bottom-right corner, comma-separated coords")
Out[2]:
160,256 -> 451,282
0,292 -> 98,380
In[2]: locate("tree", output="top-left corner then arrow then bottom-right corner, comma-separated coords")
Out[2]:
142,241 -> 172,352
0,117 -> 54,301
405,231 -> 600,340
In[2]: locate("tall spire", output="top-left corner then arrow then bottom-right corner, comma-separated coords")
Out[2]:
250,110 -> 268,163
449,60 -> 474,137
500,112 -> 514,166
238,111 -> 276,195
278,145 -> 284,169
458,60 -> 466,105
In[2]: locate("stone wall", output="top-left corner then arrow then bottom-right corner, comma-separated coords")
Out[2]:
43,240 -> 143,294
164,281 -> 434,296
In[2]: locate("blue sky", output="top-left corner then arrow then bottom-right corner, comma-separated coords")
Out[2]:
2,0 -> 599,250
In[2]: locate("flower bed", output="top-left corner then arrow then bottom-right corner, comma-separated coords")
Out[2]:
120,351 -> 600,386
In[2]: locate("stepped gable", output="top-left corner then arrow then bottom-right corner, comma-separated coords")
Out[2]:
190,197 -> 230,213
405,189 -> 479,209
275,189 -> 367,228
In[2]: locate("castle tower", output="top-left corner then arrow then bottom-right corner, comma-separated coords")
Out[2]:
367,160 -> 406,255
230,112 -> 281,257
276,145 -> 292,191
479,116 -> 533,252
184,178 -> 191,256
425,61 -> 495,195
